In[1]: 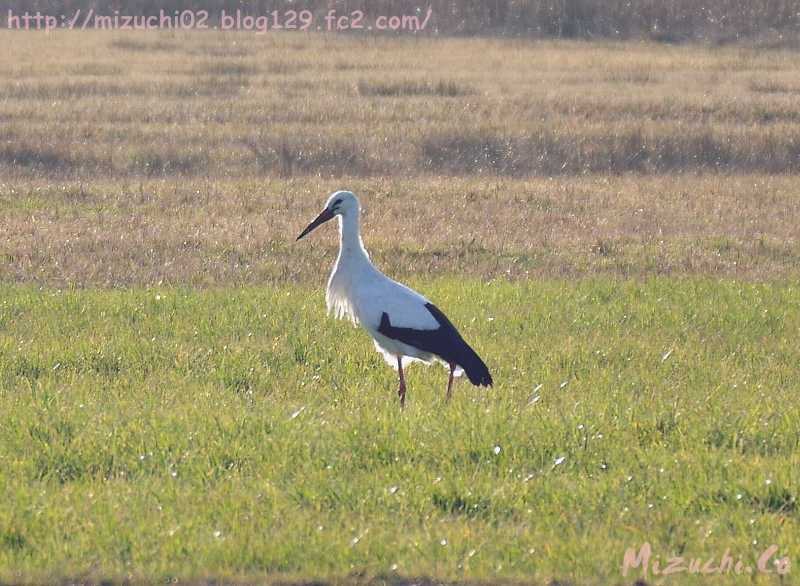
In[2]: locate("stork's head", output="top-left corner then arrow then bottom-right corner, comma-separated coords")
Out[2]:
296,190 -> 359,241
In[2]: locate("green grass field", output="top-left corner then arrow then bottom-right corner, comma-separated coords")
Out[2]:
2,28 -> 800,585
1,280 -> 798,583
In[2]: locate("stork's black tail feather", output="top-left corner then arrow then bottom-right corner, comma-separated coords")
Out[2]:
456,343 -> 493,387
424,303 -> 493,387
377,303 -> 493,388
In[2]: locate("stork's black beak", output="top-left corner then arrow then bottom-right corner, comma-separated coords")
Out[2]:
296,208 -> 335,241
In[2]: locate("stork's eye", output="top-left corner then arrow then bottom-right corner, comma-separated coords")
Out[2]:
331,198 -> 343,210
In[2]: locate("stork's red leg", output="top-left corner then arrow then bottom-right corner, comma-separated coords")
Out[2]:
446,363 -> 455,401
397,355 -> 406,408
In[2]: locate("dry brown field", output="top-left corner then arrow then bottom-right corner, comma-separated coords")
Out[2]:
1,31 -> 799,286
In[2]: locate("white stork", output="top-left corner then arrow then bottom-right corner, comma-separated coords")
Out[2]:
296,190 -> 493,406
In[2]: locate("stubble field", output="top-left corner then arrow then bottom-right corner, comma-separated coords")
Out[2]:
0,30 -> 799,584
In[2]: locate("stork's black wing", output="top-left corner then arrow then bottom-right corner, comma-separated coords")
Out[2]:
377,303 -> 493,387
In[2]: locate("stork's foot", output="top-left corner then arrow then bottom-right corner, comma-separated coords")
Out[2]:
446,363 -> 455,401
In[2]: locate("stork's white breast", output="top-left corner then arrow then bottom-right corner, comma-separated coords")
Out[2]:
327,261 -> 439,332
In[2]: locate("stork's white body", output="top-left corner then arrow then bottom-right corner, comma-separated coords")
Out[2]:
296,190 -> 491,405
325,205 -> 457,371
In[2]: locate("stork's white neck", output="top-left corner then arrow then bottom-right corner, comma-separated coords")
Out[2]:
337,211 -> 371,264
